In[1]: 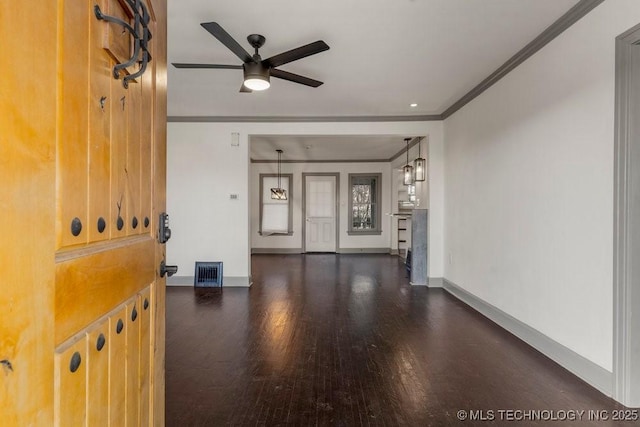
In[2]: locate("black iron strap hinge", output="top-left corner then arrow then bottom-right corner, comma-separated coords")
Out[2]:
94,0 -> 153,88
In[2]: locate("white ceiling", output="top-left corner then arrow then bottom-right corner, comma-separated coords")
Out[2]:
167,0 -> 579,118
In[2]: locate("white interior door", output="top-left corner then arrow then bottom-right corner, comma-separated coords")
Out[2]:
305,175 -> 337,252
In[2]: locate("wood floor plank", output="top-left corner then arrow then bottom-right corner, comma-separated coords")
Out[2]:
166,254 -> 628,426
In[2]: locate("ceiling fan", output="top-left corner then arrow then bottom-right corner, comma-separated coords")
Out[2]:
172,22 -> 330,92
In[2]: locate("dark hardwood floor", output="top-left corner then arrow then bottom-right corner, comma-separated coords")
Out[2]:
166,254 -> 630,426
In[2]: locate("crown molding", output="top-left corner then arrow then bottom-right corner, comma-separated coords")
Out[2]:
251,158 -> 389,163
440,0 -> 605,119
167,115 -> 441,123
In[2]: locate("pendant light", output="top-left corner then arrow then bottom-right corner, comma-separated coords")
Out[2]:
270,149 -> 287,200
403,138 -> 414,185
413,137 -> 426,182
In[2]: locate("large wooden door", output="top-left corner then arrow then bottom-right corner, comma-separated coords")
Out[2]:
0,0 -> 167,425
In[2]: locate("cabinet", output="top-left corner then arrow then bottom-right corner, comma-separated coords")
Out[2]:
396,215 -> 411,259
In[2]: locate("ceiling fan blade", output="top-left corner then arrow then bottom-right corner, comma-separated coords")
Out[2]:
172,63 -> 243,69
271,69 -> 323,87
200,22 -> 253,63
263,40 -> 329,68
239,84 -> 253,93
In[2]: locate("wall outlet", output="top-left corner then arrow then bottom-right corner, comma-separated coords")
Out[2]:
230,194 -> 239,200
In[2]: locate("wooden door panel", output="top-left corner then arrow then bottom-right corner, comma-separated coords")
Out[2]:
126,298 -> 141,426
87,323 -> 110,427
127,80 -> 142,236
1,0 -> 165,425
55,237 -> 155,345
54,338 -> 87,426
109,306 -> 128,425
0,0 -> 57,424
88,0 -> 113,244
57,0 -> 91,249
52,292 -> 153,427
139,286 -> 153,425
53,0 -> 165,424
111,78 -> 129,239
309,222 -> 319,244
140,55 -> 154,235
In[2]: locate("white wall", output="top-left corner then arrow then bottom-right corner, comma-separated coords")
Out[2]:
251,161 -> 392,250
428,131 -> 445,280
167,121 -> 444,284
443,0 -> 640,371
167,123 -> 251,284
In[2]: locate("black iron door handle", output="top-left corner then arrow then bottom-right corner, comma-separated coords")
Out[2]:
160,261 -> 178,278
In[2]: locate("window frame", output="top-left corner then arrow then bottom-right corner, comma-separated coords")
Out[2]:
258,173 -> 294,236
348,173 -> 382,235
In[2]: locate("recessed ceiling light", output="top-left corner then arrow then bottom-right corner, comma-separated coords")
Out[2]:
410,103 -> 418,108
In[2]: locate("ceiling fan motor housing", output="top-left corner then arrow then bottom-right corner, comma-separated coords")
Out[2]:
244,61 -> 270,79
243,61 -> 270,90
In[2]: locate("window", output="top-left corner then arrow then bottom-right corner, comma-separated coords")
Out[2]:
259,174 -> 293,235
348,173 -> 382,235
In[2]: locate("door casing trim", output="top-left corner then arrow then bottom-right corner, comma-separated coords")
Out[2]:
613,22 -> 640,407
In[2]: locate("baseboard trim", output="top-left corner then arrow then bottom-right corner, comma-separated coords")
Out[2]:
166,275 -> 252,287
251,248 -> 393,255
428,277 -> 444,288
337,247 -> 391,254
224,276 -> 252,287
166,276 -> 193,286
251,248 -> 303,254
443,278 -> 612,397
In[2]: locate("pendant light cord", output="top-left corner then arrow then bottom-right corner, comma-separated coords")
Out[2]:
276,149 -> 282,189
405,138 -> 410,165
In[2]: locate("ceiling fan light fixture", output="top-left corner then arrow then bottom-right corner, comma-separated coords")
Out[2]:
244,77 -> 270,91
243,62 -> 270,91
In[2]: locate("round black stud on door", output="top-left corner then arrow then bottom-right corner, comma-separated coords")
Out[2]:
117,216 -> 124,231
96,333 -> 106,351
144,217 -> 150,228
143,298 -> 149,310
71,217 -> 82,236
97,217 -> 106,233
69,352 -> 82,373
131,306 -> 138,322
116,319 -> 124,334
132,216 -> 138,229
